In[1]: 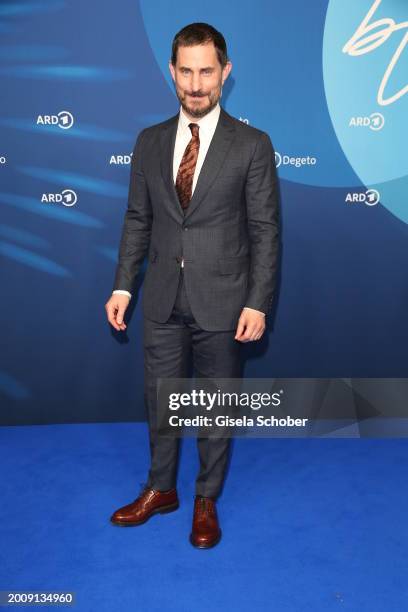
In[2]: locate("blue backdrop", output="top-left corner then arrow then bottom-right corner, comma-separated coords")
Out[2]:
1,0 -> 407,425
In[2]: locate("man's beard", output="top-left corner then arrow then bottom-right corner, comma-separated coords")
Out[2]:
178,90 -> 220,119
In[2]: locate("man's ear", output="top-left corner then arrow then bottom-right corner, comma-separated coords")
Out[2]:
169,61 -> 175,82
222,61 -> 232,84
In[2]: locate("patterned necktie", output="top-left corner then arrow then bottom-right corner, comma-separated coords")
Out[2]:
175,122 -> 200,210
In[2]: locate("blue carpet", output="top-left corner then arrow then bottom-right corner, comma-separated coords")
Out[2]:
1,423 -> 408,611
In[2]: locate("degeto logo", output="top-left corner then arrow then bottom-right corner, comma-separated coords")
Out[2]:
274,151 -> 317,169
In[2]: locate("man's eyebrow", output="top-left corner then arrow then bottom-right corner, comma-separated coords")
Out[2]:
178,66 -> 215,71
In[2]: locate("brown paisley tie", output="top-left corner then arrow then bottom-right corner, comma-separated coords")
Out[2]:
175,122 -> 200,210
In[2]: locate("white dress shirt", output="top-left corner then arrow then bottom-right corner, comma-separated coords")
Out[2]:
113,102 -> 265,317
173,100 -> 220,198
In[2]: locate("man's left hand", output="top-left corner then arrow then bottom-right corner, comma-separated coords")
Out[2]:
235,309 -> 266,342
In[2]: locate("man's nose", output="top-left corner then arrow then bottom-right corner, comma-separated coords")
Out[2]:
191,73 -> 202,92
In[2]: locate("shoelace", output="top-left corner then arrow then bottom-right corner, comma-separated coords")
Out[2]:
134,481 -> 153,503
196,496 -> 215,517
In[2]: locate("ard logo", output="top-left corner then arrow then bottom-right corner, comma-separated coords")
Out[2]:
349,113 -> 385,131
41,190 -> 78,207
110,154 -> 132,165
345,189 -> 380,206
37,111 -> 74,130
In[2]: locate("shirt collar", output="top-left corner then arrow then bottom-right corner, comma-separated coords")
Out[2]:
178,101 -> 221,135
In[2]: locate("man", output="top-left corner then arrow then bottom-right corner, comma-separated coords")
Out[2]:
105,22 -> 279,548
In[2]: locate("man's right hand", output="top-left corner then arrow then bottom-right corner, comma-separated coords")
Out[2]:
105,293 -> 130,331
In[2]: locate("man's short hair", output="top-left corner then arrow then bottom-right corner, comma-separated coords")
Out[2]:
171,22 -> 229,68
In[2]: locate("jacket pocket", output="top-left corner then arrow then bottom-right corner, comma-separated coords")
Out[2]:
218,255 -> 249,275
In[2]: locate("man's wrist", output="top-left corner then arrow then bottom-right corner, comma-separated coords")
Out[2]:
112,290 -> 132,299
243,306 -> 265,316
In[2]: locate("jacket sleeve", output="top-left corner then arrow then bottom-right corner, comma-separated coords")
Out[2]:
244,131 -> 280,315
112,128 -> 153,293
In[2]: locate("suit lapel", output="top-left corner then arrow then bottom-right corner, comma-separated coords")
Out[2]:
160,106 -> 236,223
160,113 -> 183,224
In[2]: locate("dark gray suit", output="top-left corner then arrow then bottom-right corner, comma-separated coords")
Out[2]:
113,106 -> 279,330
113,105 -> 279,497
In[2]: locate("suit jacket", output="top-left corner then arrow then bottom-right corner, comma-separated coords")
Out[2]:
113,106 -> 280,331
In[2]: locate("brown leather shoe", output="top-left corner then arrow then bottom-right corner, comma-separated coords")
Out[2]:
110,486 -> 179,526
189,495 -> 222,548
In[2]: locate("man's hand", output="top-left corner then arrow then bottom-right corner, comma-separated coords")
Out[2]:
105,293 -> 130,331
235,309 -> 266,342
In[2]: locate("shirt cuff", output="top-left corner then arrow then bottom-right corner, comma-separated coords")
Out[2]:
112,290 -> 132,299
243,306 -> 265,316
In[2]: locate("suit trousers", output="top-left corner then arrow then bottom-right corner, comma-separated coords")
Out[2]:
143,267 -> 242,498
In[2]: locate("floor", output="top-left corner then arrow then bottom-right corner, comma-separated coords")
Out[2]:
1,422 -> 407,611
